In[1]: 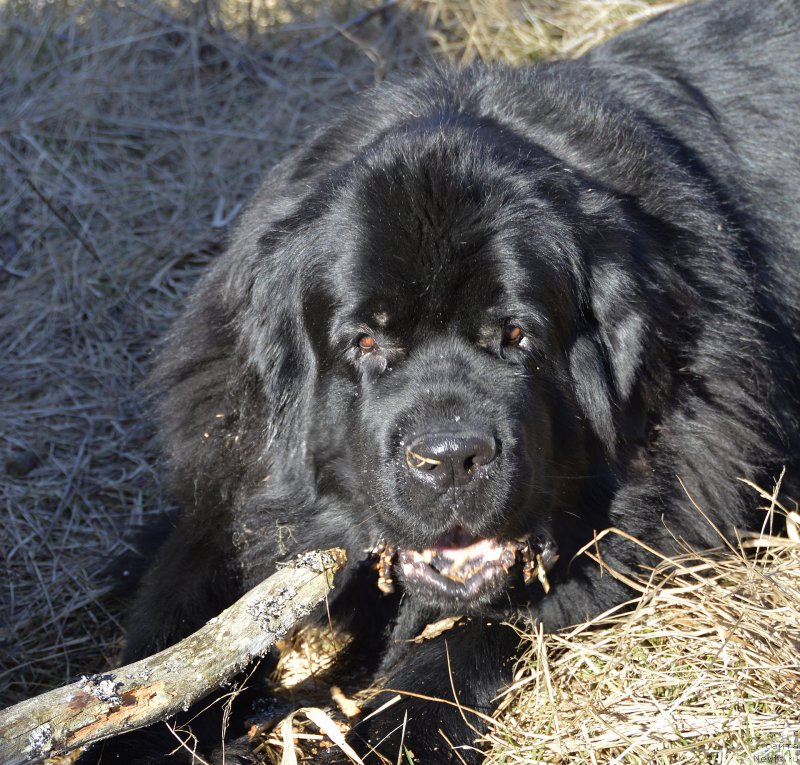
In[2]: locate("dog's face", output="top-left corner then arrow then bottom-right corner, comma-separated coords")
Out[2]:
268,120 -> 643,607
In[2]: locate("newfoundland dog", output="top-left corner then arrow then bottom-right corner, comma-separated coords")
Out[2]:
87,0 -> 799,762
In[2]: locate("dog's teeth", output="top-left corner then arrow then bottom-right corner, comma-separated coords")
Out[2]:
398,537 -> 558,593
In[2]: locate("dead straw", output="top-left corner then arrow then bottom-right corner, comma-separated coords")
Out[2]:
483,500 -> 800,764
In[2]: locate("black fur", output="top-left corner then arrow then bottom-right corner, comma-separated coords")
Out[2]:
85,0 -> 800,762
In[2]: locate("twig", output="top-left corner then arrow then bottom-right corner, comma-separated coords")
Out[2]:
22,176 -> 105,266
300,1 -> 397,51
0,549 -> 346,765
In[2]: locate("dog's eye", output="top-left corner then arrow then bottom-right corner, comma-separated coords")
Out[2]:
357,334 -> 376,353
503,324 -> 524,346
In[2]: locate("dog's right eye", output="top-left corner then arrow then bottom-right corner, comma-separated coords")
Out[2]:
502,323 -> 525,347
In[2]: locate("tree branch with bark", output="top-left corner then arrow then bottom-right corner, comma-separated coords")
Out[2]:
0,549 -> 347,765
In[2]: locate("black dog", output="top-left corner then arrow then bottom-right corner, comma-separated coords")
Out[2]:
85,0 -> 800,761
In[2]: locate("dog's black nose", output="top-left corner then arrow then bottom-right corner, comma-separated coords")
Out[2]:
405,431 -> 498,488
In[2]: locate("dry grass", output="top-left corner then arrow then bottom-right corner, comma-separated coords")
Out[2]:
410,0 -> 683,63
18,9 -> 799,765
484,495 -> 800,764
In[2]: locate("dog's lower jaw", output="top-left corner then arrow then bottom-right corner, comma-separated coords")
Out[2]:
369,535 -> 559,601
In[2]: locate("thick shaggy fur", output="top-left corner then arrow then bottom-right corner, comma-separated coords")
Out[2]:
87,0 -> 799,762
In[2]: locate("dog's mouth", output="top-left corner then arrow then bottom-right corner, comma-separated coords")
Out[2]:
369,528 -> 559,600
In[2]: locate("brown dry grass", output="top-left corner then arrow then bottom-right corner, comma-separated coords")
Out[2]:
11,6 -> 795,765
483,492 -> 800,764
410,0 -> 683,63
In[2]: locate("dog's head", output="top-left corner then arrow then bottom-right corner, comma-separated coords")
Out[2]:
252,117 -> 654,606
165,82 -> 665,607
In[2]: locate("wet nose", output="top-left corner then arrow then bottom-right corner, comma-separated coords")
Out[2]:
405,431 -> 498,488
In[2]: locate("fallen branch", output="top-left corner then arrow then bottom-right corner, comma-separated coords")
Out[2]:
0,548 -> 347,765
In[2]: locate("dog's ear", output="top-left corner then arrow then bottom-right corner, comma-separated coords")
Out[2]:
149,203 -> 323,512
568,258 -> 648,454
232,223 -> 323,452
149,260 -> 254,509
587,261 -> 648,404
